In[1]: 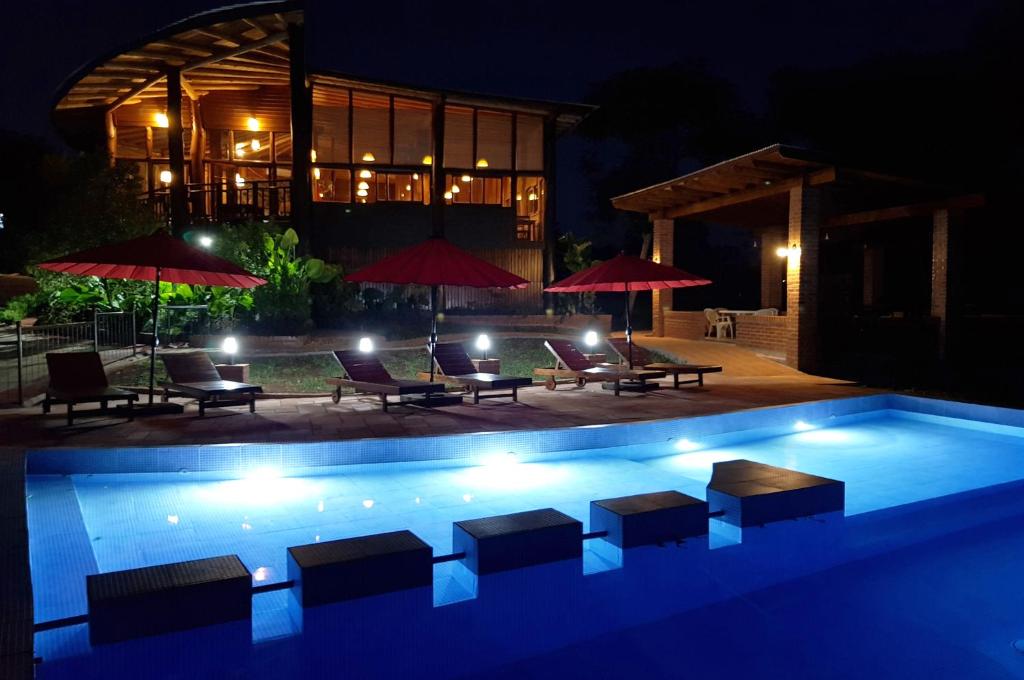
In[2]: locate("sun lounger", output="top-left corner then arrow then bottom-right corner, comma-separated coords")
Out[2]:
533,339 -> 666,396
426,342 -> 532,403
42,351 -> 138,425
160,352 -> 262,416
606,337 -> 723,388
327,349 -> 445,412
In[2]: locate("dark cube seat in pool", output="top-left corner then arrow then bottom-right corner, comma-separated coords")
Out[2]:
288,530 -> 432,607
707,459 -> 845,527
454,508 -> 582,575
591,490 -> 709,548
87,555 -> 251,644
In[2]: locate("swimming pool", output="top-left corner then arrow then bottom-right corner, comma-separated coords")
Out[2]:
25,394 -> 1024,678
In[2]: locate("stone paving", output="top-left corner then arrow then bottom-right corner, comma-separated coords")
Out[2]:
0,336 -> 874,679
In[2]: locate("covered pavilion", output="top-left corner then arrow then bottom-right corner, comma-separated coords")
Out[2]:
612,144 -> 984,374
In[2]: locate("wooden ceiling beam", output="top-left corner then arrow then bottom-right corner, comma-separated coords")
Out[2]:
152,38 -> 215,57
751,158 -> 813,173
824,194 -> 984,228
655,168 -> 837,219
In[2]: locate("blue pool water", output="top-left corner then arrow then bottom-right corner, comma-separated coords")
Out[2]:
24,396 -> 1024,678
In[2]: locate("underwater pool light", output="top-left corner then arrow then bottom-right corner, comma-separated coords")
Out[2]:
674,438 -> 700,452
362,499 -> 374,509
793,420 -> 814,431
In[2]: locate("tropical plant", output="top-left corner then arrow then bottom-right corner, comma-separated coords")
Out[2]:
555,233 -> 600,315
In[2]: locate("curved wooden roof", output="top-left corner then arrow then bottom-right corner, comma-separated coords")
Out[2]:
53,1 -> 301,114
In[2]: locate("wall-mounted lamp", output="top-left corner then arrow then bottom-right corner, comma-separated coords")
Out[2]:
776,244 -> 802,259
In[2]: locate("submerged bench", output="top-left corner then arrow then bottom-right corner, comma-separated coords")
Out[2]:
591,490 -> 709,548
454,508 -> 582,575
706,459 -> 845,527
87,555 -> 251,644
288,530 -> 432,607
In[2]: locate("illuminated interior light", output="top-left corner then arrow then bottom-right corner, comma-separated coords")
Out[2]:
422,155 -> 432,165
412,172 -> 419,180
516,193 -> 522,201
443,191 -> 453,200
528,192 -> 538,201
235,173 -> 245,187
359,169 -> 372,179
159,170 -> 172,184
362,152 -> 376,162
246,117 -> 260,131
313,167 -> 321,180
357,181 -> 370,190
310,149 -> 317,163
475,158 -> 489,168
461,174 -> 472,183
450,184 -> 460,194
250,138 -> 260,151
154,112 -> 169,128
405,184 -> 412,191
356,188 -> 368,197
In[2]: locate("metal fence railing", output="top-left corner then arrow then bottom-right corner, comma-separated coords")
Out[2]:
0,311 -> 138,405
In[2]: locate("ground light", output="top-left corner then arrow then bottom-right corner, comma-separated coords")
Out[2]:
198,235 -> 213,248
476,333 -> 491,359
222,336 -> 238,365
358,337 -> 374,352
584,330 -> 599,348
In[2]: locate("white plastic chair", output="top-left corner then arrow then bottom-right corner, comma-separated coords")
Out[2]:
704,308 -> 733,339
755,308 -> 778,316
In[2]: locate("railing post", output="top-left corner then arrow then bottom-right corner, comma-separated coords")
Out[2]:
93,310 -> 100,352
132,313 -> 137,356
16,321 -> 24,405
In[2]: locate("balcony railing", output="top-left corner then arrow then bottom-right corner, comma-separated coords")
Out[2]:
144,180 -> 291,224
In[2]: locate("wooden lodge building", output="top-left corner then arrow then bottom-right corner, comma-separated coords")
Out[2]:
51,1 -> 591,310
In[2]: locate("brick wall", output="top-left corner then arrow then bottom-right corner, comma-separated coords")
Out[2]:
734,315 -> 790,358
663,311 -> 707,340
651,218 -> 675,336
785,183 -> 822,372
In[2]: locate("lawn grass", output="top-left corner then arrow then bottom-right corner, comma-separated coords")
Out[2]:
108,337 -> 672,394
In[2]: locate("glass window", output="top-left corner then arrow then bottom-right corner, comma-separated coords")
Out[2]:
447,175 -> 510,206
443,105 -> 474,168
151,128 -> 169,158
313,86 -> 349,163
274,132 -> 292,163
352,91 -> 390,165
393,98 -> 432,166
515,176 -> 545,242
476,110 -> 512,170
516,115 -> 544,171
233,131 -> 271,163
313,168 -> 352,203
117,127 -> 147,159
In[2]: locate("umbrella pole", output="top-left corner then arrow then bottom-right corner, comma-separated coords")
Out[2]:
148,266 -> 161,405
624,283 -> 634,369
428,285 -> 438,382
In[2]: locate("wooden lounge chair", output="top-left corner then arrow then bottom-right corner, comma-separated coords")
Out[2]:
427,342 -> 532,403
606,337 -> 723,388
327,349 -> 445,412
160,352 -> 262,416
42,351 -> 138,425
533,339 -> 666,396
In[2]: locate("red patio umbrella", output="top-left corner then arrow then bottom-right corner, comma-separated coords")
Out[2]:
38,230 -> 266,405
346,236 -> 529,381
545,253 -> 711,368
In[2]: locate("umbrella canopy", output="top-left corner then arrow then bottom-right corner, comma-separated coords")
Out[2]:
544,253 -> 710,293
37,231 -> 266,288
345,237 -> 529,289
545,253 -> 712,370
346,237 -> 529,384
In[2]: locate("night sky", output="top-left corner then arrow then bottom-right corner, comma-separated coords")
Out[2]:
0,0 -> 1007,246
1,0 -> 997,140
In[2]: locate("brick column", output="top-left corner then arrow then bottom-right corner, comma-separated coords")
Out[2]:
862,244 -> 883,308
931,208 -> 959,359
760,231 -> 785,310
651,217 -> 674,337
785,183 -> 822,372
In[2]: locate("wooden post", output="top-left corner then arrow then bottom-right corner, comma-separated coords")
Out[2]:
104,110 -> 117,167
165,69 -> 188,234
430,96 -> 446,238
188,97 -> 205,220
542,115 -> 557,311
288,21 -> 313,254
760,231 -> 785,310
